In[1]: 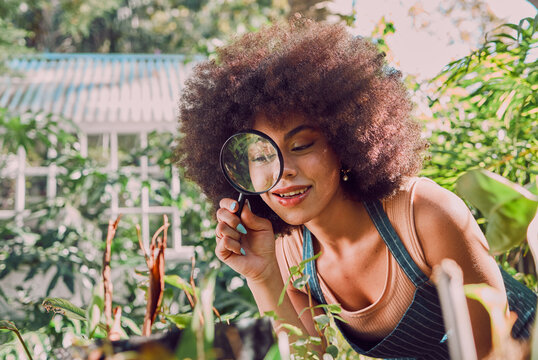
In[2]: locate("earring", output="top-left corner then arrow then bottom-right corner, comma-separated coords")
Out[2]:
341,168 -> 351,182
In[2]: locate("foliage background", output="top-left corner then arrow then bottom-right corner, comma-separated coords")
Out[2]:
0,0 -> 537,358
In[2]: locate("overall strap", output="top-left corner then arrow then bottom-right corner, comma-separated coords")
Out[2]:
302,227 -> 328,305
363,200 -> 429,287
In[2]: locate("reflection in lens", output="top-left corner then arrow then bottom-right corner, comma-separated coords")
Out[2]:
221,132 -> 281,194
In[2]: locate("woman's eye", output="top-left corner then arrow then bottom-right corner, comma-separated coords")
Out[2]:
292,142 -> 314,151
250,153 -> 276,163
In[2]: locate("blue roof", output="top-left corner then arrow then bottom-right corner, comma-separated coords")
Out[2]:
0,53 -> 203,133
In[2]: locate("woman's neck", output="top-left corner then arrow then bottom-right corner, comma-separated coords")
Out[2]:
304,190 -> 370,254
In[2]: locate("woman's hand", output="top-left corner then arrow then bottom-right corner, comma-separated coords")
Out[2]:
215,198 -> 277,282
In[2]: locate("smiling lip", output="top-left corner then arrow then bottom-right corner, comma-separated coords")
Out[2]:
271,185 -> 311,207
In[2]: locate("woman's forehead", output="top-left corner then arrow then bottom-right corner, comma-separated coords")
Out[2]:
252,112 -> 316,134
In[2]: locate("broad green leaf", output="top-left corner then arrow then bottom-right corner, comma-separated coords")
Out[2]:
456,169 -> 538,254
486,196 -> 538,253
42,297 -> 86,321
456,169 -> 537,217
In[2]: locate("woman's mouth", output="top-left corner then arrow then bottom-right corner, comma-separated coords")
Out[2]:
272,186 -> 311,206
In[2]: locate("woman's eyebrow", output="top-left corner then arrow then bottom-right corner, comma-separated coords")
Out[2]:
284,125 -> 317,141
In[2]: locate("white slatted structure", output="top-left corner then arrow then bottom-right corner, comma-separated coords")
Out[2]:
0,54 -> 202,260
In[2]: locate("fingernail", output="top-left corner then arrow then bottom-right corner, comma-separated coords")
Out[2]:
230,202 -> 237,211
240,248 -> 246,256
236,223 -> 247,234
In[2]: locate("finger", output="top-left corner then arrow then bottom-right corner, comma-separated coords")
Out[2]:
215,235 -> 242,257
240,200 -> 273,232
216,207 -> 247,234
219,198 -> 239,213
215,221 -> 241,241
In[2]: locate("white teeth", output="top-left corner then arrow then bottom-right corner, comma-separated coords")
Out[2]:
278,188 -> 308,197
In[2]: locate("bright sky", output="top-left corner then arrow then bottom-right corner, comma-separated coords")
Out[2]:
329,0 -> 537,80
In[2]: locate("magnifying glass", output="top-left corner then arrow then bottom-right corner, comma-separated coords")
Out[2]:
220,130 -> 284,217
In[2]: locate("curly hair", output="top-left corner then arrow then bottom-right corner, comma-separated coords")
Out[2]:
175,16 -> 427,235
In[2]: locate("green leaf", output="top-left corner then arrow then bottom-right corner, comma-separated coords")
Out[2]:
486,196 -> 538,253
263,343 -> 282,360
292,274 -> 310,290
325,344 -> 339,358
280,323 -> 303,337
164,274 -> 194,295
456,169 -> 538,254
0,320 -> 18,331
278,272 -> 294,306
313,314 -> 330,327
456,169 -> 537,216
42,297 -> 87,321
308,336 -> 322,345
299,252 -> 321,268
164,313 -> 192,329
324,304 -> 342,314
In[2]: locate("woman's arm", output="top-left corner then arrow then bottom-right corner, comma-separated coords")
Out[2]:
413,179 -> 507,359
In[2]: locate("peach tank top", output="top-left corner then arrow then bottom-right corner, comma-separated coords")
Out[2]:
275,177 -> 434,341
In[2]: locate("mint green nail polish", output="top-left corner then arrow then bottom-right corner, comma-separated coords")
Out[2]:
230,202 -> 236,211
240,248 -> 246,256
237,223 -> 247,234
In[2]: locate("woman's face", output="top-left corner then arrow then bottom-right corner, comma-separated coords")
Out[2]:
253,112 -> 343,226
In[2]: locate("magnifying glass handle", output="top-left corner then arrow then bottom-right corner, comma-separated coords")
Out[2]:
236,193 -> 246,217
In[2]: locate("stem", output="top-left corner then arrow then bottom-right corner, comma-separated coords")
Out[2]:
14,329 -> 33,360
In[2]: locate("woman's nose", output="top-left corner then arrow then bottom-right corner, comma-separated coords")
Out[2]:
281,154 -> 298,178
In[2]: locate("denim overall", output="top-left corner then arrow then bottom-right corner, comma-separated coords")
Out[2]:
303,200 -> 537,360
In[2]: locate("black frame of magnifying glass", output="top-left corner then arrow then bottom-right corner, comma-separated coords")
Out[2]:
219,129 -> 284,196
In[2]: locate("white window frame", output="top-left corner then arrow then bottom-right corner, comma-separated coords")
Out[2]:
1,131 -> 193,260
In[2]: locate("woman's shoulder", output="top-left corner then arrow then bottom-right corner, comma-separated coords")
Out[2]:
275,227 -> 304,265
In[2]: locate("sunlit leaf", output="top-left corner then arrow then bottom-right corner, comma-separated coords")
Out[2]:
464,283 -> 517,351
163,314 -> 192,329
164,274 -> 194,295
280,324 -> 303,337
456,169 -> 538,253
42,297 -> 87,321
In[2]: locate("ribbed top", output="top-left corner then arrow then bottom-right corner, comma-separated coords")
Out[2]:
275,177 -> 434,341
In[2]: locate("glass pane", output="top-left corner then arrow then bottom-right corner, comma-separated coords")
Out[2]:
26,140 -> 49,167
148,175 -> 170,206
87,134 -> 109,167
25,176 -> 47,207
119,177 -> 141,207
149,214 -> 172,248
0,178 -> 15,210
147,131 -> 173,167
118,134 -> 141,167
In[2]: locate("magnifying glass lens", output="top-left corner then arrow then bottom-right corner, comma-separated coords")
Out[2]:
221,132 -> 282,194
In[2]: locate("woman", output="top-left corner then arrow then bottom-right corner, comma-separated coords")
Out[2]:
176,16 -> 536,359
